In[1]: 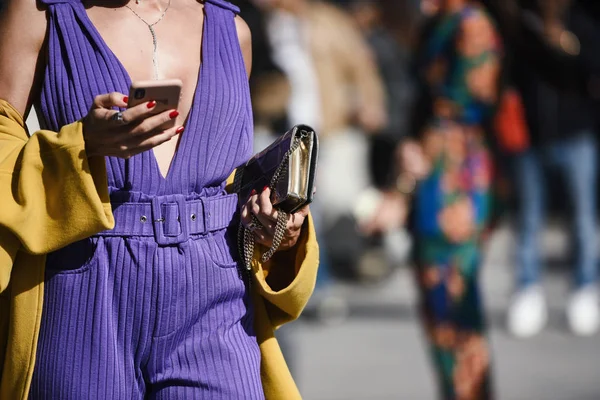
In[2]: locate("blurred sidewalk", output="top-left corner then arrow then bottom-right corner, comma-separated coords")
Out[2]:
304,219 -> 600,319
289,220 -> 600,400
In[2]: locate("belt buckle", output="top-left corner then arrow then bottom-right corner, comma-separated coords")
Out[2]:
151,194 -> 189,246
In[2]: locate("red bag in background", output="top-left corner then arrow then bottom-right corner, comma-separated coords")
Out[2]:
493,88 -> 530,153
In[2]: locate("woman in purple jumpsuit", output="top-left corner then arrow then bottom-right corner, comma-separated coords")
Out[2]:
0,0 -> 309,398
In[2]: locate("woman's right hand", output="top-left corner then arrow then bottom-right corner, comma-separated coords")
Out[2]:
82,92 -> 183,158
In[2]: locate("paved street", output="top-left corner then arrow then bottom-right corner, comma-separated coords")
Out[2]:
283,223 -> 600,400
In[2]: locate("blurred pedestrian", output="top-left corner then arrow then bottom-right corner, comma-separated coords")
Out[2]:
232,0 -> 291,143
252,0 -> 388,291
348,0 -> 423,274
365,0 -> 502,398
493,0 -> 600,338
349,0 -> 419,187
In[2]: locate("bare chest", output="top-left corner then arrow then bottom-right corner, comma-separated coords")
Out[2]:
86,3 -> 205,108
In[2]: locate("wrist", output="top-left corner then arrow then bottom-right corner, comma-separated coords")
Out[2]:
83,138 -> 99,158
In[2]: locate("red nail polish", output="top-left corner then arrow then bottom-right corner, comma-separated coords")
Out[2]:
176,126 -> 185,134
147,100 -> 156,109
169,110 -> 179,119
251,189 -> 257,196
123,96 -> 129,103
263,185 -> 269,192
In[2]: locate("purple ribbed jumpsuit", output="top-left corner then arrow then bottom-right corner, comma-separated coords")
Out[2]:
28,0 -> 265,398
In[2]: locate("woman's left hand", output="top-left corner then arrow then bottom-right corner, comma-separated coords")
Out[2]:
241,186 -> 309,251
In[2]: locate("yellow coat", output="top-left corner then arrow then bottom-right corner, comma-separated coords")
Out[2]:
0,100 -> 318,399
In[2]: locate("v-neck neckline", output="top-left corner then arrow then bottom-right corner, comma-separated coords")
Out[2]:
78,2 -> 209,183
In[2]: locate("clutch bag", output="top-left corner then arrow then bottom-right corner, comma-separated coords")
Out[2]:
233,124 -> 319,271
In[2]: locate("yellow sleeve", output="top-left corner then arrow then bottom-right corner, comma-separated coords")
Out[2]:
225,170 -> 319,327
0,100 -> 114,293
252,213 -> 319,328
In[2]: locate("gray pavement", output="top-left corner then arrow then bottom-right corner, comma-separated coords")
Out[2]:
284,223 -> 600,400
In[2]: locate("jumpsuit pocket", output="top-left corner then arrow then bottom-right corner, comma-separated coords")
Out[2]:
204,229 -> 241,269
45,238 -> 102,275
152,233 -> 242,339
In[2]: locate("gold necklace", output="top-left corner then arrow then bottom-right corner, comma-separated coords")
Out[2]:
125,0 -> 172,79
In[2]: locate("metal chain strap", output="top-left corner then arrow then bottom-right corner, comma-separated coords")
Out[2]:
237,137 -> 303,274
260,210 -> 288,262
240,219 -> 254,271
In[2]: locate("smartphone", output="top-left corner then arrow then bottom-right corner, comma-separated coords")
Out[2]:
127,79 -> 183,128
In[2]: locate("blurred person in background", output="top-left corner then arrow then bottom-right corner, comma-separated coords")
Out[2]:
348,0 -> 422,274
365,0 -> 502,398
491,0 -> 600,338
348,0 -> 419,188
233,0 -> 291,148
249,0 -> 388,296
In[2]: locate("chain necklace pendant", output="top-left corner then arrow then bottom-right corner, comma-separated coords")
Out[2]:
148,25 -> 159,80
125,0 -> 171,80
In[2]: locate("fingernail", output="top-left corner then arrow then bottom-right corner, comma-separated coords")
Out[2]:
123,96 -> 129,103
169,110 -> 179,119
147,100 -> 156,109
251,189 -> 257,195
176,126 -> 185,134
262,185 -> 269,192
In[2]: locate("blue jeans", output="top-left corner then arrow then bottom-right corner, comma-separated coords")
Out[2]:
511,133 -> 598,288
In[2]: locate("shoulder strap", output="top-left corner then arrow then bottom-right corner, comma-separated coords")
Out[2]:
204,0 -> 240,14
203,0 -> 240,14
38,0 -> 80,5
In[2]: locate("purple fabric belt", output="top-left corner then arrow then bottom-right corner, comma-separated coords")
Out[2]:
96,194 -> 239,245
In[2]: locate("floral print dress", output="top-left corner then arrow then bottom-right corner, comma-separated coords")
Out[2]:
413,4 -> 501,400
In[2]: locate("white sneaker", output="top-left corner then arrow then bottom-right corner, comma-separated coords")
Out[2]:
507,285 -> 548,338
566,286 -> 600,337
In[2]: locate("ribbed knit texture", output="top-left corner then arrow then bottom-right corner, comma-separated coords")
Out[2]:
29,0 -> 263,398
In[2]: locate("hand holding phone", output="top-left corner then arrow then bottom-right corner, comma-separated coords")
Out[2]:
127,79 -> 183,129
83,87 -> 184,159
82,79 -> 184,158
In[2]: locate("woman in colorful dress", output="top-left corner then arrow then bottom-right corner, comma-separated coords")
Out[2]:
401,0 -> 501,398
